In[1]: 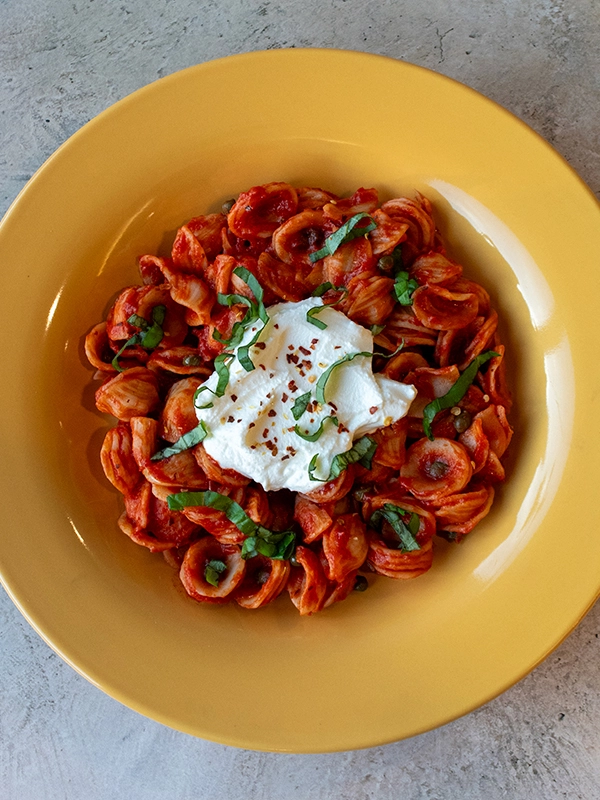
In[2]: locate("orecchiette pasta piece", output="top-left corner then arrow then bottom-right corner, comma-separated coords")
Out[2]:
322,513 -> 369,583
374,306 -> 438,350
371,419 -> 408,469
171,225 -> 209,274
294,495 -> 333,543
159,377 -> 204,443
380,196 -> 436,263
179,485 -> 247,543
271,210 -> 330,269
322,569 -> 358,609
194,305 -> 248,363
474,405 -> 513,458
243,485 -> 273,528
130,416 -> 208,489
138,254 -> 168,286
403,365 -> 461,420
458,417 -> 490,473
480,450 -> 506,483
458,310 -> 498,370
118,511 -> 175,553
362,492 -> 436,547
323,238 -> 376,287
400,438 -> 473,501
95,367 -> 160,421
234,556 -> 290,609
180,538 -> 246,603
186,213 -> 227,261
411,284 -> 479,330
368,209 -> 409,256
287,546 -> 328,615
85,322 -> 118,373
433,484 -> 495,533
147,347 -> 212,376
411,251 -> 462,286
106,284 -> 187,347
256,252 -> 309,303
335,187 -> 379,216
381,351 -> 429,382
194,444 -> 251,487
342,274 -> 396,326
203,254 -> 237,295
296,186 -> 339,210
367,534 -> 433,580
100,423 -> 142,495
227,182 -> 299,239
157,259 -> 214,327
118,491 -> 198,552
301,464 -> 356,505
477,345 -> 512,411
448,277 -> 491,316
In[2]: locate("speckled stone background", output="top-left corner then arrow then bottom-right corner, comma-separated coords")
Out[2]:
1,1 -> 599,798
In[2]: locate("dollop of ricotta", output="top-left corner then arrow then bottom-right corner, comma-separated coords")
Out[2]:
195,298 -> 416,493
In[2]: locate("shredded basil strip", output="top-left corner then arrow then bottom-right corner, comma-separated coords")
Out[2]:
370,324 -> 385,336
193,385 -> 216,410
309,436 -> 377,482
316,351 -> 371,405
393,271 -> 419,306
306,289 -> 348,330
212,267 -> 268,352
150,421 -> 209,461
214,352 -> 235,396
309,213 -> 377,263
167,491 -> 295,561
370,504 -> 421,552
294,415 -> 338,442
311,282 -> 346,297
422,350 -> 500,440
375,340 -> 405,361
204,559 -> 227,588
111,305 -> 166,371
237,326 -> 263,372
291,391 -> 311,420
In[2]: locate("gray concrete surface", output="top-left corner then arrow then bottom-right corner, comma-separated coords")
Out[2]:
1,0 -> 599,797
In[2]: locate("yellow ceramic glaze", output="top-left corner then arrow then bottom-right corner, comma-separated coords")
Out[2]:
1,50 -> 599,752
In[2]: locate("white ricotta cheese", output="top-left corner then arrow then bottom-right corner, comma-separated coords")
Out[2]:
195,298 -> 416,493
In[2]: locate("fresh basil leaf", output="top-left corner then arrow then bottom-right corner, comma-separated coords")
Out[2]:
111,332 -> 141,372
375,340 -> 405,360
233,266 -> 265,310
422,350 -> 500,440
308,453 -> 321,482
315,351 -> 371,405
393,271 -> 419,306
237,325 -> 263,372
167,490 -> 295,561
127,313 -> 149,330
309,213 -> 377,263
291,391 -> 311,420
204,559 -> 227,587
214,352 -> 235,396
309,436 -> 377,483
150,421 -> 209,461
370,504 -> 421,552
311,282 -> 335,296
306,306 -> 329,330
294,416 -> 338,442
193,385 -> 216,410
355,435 -> 377,471
370,324 -> 385,336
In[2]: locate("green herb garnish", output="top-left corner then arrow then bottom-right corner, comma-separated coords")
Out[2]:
309,213 -> 377,263
111,304 -> 167,371
167,491 -> 295,561
204,559 -> 227,587
150,421 -> 209,461
213,268 -> 269,369
294,415 -> 339,442
370,324 -> 385,336
308,436 -> 377,482
422,350 -> 500,440
393,271 -> 419,305
370,504 -> 421,552
291,391 -> 311,420
315,351 -> 371,405
214,352 -> 235,396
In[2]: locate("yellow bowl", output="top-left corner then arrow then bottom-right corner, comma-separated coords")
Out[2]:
1,49 -> 599,753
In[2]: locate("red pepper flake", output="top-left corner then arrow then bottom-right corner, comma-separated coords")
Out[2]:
266,392 -> 272,398
250,445 -> 256,450
334,345 -> 342,350
302,359 -> 312,370
328,402 -> 338,411
262,428 -> 269,438
299,345 -> 311,356
259,364 -> 266,371
281,455 -> 290,461
298,369 -> 306,377
337,422 -> 349,434
255,342 -> 266,350
269,372 -> 274,379
369,406 -> 378,415
286,446 -> 297,456
227,415 -> 234,423
288,344 -> 294,350
311,338 -> 318,346
237,419 -> 242,423
231,394 -> 238,402
288,380 -> 298,392
286,353 -> 299,364
268,409 -> 277,417
282,392 -> 289,402
274,323 -> 279,329
249,422 -> 256,428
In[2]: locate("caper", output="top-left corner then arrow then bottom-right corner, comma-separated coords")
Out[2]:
289,554 -> 299,568
182,354 -> 201,367
453,410 -> 472,434
255,569 -> 270,586
353,575 -> 369,592
427,460 -> 448,480
221,198 -> 236,214
377,255 -> 395,273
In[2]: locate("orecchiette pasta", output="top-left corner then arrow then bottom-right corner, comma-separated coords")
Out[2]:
86,181 -> 513,615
